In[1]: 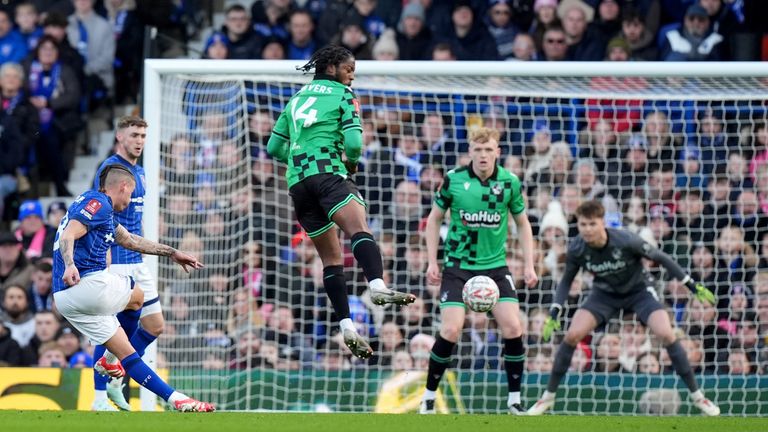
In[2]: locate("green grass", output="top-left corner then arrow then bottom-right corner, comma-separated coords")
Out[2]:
1,411 -> 767,432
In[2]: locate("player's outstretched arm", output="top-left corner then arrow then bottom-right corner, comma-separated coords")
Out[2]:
114,224 -> 204,273
425,204 -> 445,286
58,219 -> 88,286
512,212 -> 538,288
266,132 -> 289,163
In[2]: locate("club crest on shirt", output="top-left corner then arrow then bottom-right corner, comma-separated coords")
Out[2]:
612,248 -> 623,260
85,199 -> 102,215
491,182 -> 502,195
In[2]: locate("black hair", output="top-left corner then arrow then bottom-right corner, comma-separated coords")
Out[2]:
98,164 -> 135,191
297,45 -> 353,76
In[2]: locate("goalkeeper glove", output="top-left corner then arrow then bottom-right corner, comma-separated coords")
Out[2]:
541,305 -> 562,343
684,277 -> 716,305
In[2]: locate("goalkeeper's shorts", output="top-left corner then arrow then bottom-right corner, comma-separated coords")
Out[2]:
580,286 -> 664,326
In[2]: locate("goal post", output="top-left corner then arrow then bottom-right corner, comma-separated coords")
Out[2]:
143,60 -> 768,414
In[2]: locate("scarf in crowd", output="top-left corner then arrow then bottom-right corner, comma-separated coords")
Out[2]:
15,226 -> 45,258
28,60 -> 61,132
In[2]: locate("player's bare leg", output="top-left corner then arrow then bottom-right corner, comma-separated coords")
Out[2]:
420,306 -> 466,414
332,199 -> 415,306
312,225 -> 372,359
493,301 -> 527,414
528,308 -> 598,416
646,309 -> 720,416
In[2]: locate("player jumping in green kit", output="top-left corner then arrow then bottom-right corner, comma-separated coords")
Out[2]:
420,127 -> 538,415
267,45 -> 415,360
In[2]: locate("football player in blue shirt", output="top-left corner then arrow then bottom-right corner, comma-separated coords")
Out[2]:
53,164 -> 214,412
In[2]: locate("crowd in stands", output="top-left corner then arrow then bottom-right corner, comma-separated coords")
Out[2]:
2,0 -> 768,380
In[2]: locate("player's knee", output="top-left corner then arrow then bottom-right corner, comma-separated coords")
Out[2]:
659,331 -> 676,346
142,314 -> 165,336
440,324 -> 462,342
500,321 -> 523,339
562,331 -> 582,347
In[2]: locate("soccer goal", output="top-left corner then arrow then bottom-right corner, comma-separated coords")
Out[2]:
143,60 -> 768,415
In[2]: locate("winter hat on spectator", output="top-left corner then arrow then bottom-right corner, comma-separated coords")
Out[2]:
47,201 -> 67,217
558,0 -> 595,23
685,4 -> 708,18
68,351 -> 93,368
205,31 -> 229,52
453,0 -> 474,13
606,37 -> 631,58
540,201 -> 568,236
534,0 -> 558,12
399,1 -> 426,32
729,283 -> 753,299
0,231 -> 20,245
372,29 -> 399,59
18,200 -> 43,222
55,324 -> 82,341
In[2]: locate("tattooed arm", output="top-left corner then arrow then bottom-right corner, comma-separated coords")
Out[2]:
114,224 -> 204,272
59,220 -> 88,286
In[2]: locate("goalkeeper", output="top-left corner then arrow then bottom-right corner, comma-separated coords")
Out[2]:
267,45 -> 415,361
420,127 -> 538,415
528,200 -> 720,416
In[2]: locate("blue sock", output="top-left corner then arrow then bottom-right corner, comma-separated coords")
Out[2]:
117,308 -> 142,339
93,345 -> 108,391
122,352 -> 175,401
130,327 -> 157,358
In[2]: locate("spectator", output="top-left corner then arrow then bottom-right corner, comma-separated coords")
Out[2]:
391,349 -> 413,371
675,147 -> 706,189
431,41 -> 457,60
408,332 -> 435,371
524,118 -> 554,179
510,32 -> 537,60
0,62 -> 40,180
27,260 -> 52,313
0,284 -> 34,348
36,340 -> 66,367
573,158 -> 619,213
41,12 -> 85,82
748,122 -> 768,180
24,310 -> 60,364
697,108 -> 732,177
436,0 -> 499,60
372,29 -> 399,60
529,141 -> 572,197
722,190 -> 768,251
592,0 -> 623,42
264,305 -> 314,369
46,201 -> 66,228
604,35 -> 631,60
202,31 -> 229,60
107,0 -> 143,104
529,0 -> 560,52
15,2 -> 42,52
540,25 -> 568,60
222,4 -> 263,59
0,107 -> 22,212
0,9 -> 28,64
726,349 -> 753,374
618,319 -> 651,372
569,342 -> 592,372
23,35 -> 82,197
636,352 -> 661,373
486,0 -> 520,59
371,321 -> 405,366
382,180 -> 423,247
0,320 -> 22,365
594,332 -> 622,372
331,16 -> 374,60
342,0 -> 386,40
539,201 -> 569,281
725,151 -> 752,193
250,0 -> 290,42
579,118 -> 621,178
0,232 -> 33,292
527,346 -> 554,372
394,126 -> 427,182
15,200 -> 55,260
420,113 -> 459,167
619,7 -> 657,60
260,36 -> 286,59
395,1 -> 432,60
559,0 -> 605,60
699,0 -> 740,59
54,324 -> 83,361
641,111 -> 679,172
67,0 -> 115,100
687,298 -> 729,372
286,10 -> 317,60
527,307 -> 548,346
661,4 -> 723,61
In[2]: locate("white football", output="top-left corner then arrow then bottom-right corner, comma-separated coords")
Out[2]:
462,275 -> 500,313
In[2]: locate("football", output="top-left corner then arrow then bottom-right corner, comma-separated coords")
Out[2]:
462,275 -> 500,313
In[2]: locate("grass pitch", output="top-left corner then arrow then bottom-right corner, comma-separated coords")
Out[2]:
2,411 -> 766,432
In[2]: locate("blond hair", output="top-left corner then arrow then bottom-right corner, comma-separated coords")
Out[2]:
468,127 -> 500,144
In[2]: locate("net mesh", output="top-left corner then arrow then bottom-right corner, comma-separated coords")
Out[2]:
152,68 -> 768,415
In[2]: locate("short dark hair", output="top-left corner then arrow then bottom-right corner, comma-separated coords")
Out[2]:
622,7 -> 644,25
225,4 -> 247,15
575,200 -> 605,219
297,45 -> 353,75
98,164 -> 135,191
42,12 -> 67,28
34,261 -> 53,273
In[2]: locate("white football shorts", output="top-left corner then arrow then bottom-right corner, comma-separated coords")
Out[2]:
110,262 -> 161,317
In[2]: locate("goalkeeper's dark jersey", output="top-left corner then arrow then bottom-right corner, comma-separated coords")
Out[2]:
272,76 -> 362,188
554,228 -> 687,306
434,164 -> 525,271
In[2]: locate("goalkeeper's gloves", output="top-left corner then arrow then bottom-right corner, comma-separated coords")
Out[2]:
683,276 -> 716,305
541,304 -> 562,343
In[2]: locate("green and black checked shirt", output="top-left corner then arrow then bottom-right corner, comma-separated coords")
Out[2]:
434,164 -> 525,270
272,77 -> 362,188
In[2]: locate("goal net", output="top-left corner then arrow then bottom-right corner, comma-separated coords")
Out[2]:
144,60 -> 768,415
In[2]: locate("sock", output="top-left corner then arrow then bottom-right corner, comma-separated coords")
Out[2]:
508,392 -> 521,406
547,343 -> 576,393
323,265 -> 350,320
93,345 -> 109,391
422,389 -> 436,401
666,340 -> 699,392
350,232 -> 383,282
117,308 -> 142,340
340,318 -> 355,333
369,278 -> 386,291
426,335 -> 455,391
503,337 -> 525,395
122,352 -> 175,401
93,389 -> 107,403
130,327 -> 158,358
